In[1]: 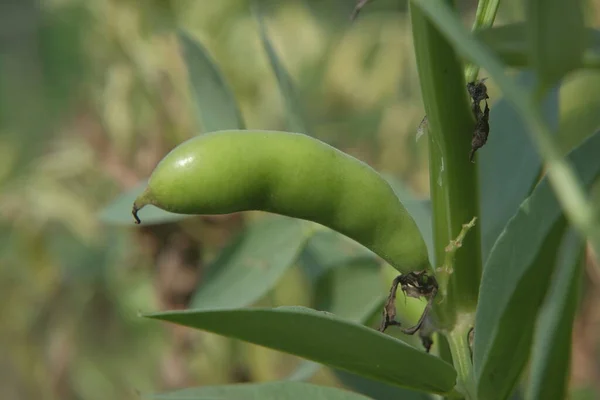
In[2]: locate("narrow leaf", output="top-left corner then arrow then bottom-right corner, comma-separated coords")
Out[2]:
478,219 -> 567,400
476,24 -> 600,69
334,369 -> 433,400
149,381 -> 373,400
299,229 -> 376,284
474,131 -> 600,400
470,0 -> 500,32
479,71 -> 559,260
559,73 -> 600,153
145,306 -> 457,395
525,229 -> 585,400
288,258 -> 386,382
99,180 -> 188,226
314,258 -> 386,322
191,215 -> 308,309
253,5 -> 310,134
383,175 -> 434,263
526,0 -> 586,88
464,0 -> 501,82
178,30 -> 245,132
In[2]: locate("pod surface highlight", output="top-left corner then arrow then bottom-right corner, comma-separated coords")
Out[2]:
133,130 -> 430,273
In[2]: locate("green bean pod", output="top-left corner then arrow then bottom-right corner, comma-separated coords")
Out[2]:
133,130 -> 430,273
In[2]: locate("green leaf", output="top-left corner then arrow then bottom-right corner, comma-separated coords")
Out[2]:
2,3 -> 89,175
314,258 -> 386,323
299,229 -> 375,283
476,23 -> 530,67
178,30 -> 245,132
99,180 -> 189,226
479,71 -> 559,260
253,5 -> 310,134
474,131 -> 600,400
476,24 -> 600,69
479,219 -> 567,400
145,306 -> 457,395
526,0 -> 586,88
191,215 -> 308,309
464,0 -> 501,82
334,369 -> 433,400
525,229 -> 585,400
48,226 -> 124,280
383,175 -> 434,263
559,71 -> 600,153
149,381 -> 373,400
288,258 -> 388,382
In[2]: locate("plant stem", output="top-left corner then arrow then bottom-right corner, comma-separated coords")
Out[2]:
409,1 -> 483,329
464,0 -> 500,82
410,0 -> 600,288
437,217 -> 478,299
446,314 -> 477,400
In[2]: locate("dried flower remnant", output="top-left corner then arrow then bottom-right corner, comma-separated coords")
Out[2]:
470,100 -> 490,162
379,270 -> 439,352
467,78 -> 491,162
467,78 -> 489,106
415,78 -> 492,153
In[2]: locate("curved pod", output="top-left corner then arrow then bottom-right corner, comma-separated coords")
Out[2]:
133,130 -> 430,273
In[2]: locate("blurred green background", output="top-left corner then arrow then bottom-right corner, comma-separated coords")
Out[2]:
2,0 -> 600,399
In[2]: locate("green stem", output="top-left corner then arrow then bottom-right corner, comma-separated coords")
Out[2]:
409,1 -> 483,329
446,314 -> 477,400
410,0 -> 600,286
465,0 -> 501,82
437,217 -> 478,298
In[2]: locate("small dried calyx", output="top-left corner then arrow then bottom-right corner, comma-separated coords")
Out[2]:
415,79 -> 492,161
467,78 -> 489,106
468,78 -> 491,162
470,101 -> 490,162
379,270 -> 438,352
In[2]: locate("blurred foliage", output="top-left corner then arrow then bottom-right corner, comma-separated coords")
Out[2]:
1,0 -> 600,399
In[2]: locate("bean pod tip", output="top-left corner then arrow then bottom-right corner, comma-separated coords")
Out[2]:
132,190 -> 151,225
132,204 -> 142,224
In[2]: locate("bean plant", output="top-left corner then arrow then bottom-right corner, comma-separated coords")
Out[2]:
103,0 -> 600,399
